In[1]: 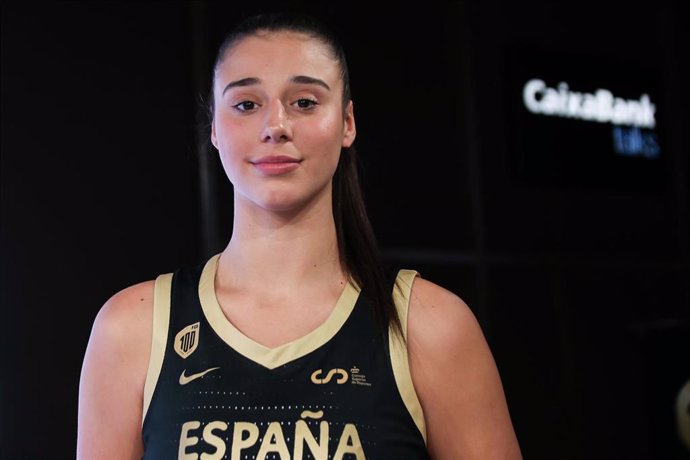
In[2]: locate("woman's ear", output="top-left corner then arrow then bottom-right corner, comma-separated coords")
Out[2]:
210,119 -> 218,149
342,100 -> 356,148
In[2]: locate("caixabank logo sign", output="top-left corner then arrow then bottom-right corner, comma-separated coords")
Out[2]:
505,46 -> 665,191
523,78 -> 659,158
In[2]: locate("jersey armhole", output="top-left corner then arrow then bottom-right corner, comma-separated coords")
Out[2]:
389,269 -> 427,444
142,272 -> 173,426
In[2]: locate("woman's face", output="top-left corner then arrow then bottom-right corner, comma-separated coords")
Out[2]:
211,31 -> 356,214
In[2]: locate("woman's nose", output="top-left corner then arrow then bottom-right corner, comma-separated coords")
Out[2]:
261,100 -> 292,143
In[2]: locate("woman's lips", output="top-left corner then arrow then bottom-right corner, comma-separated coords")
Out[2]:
251,155 -> 301,175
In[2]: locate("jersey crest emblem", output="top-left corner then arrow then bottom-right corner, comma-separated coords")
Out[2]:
174,322 -> 200,359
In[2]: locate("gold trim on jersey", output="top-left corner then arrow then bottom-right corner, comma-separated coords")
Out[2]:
198,254 -> 361,370
390,269 -> 428,444
142,272 -> 173,426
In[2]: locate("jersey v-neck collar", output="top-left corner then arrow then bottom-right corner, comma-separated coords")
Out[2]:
198,253 -> 361,370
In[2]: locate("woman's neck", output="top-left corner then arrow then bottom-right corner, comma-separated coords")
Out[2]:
217,199 -> 346,292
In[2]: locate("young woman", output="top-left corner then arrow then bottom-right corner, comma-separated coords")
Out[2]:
78,12 -> 522,460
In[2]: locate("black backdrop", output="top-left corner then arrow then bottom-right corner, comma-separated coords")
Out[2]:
1,1 -> 689,459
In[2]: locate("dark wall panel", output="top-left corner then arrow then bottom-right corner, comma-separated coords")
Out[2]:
486,265 -> 576,460
562,267 -> 689,459
469,2 -> 689,458
1,2 -> 200,457
470,1 -> 683,262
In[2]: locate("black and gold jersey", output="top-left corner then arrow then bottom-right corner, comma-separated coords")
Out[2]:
142,254 -> 429,460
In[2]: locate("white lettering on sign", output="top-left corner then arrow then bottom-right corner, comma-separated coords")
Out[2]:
523,79 -> 656,128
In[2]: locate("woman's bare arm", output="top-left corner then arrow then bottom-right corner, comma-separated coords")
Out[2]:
77,281 -> 155,460
407,277 -> 522,460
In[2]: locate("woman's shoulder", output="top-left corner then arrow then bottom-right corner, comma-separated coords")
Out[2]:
407,274 -> 480,348
82,279 -> 158,393
85,279 -> 159,366
93,257 -> 204,337
95,280 -> 157,334
405,274 -> 495,391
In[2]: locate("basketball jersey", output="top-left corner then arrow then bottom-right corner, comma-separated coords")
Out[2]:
141,254 -> 429,460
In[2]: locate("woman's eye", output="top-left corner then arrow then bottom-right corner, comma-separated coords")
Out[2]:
294,98 -> 318,109
232,101 -> 258,112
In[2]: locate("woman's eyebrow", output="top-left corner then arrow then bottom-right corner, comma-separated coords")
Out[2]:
222,75 -> 331,96
290,75 -> 330,91
222,77 -> 260,95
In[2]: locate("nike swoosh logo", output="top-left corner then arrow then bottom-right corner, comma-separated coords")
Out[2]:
179,367 -> 220,385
